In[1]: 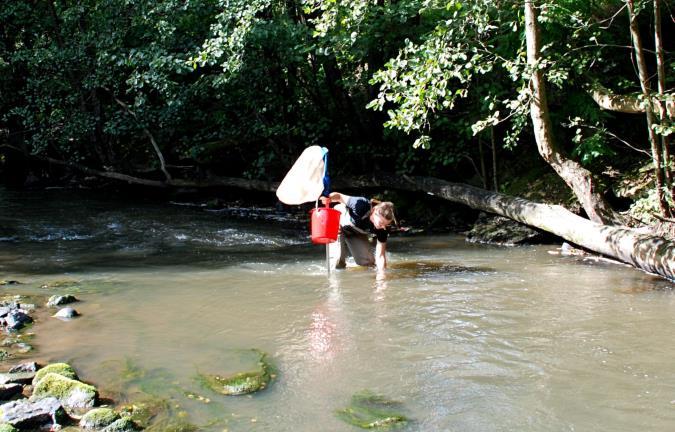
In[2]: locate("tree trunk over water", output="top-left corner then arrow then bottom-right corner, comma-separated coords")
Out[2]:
524,1 -> 620,225
338,174 -> 675,281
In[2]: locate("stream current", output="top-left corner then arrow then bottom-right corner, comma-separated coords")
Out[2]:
1,187 -> 675,431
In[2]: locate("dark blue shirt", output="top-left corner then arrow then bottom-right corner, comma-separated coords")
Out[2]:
345,196 -> 388,243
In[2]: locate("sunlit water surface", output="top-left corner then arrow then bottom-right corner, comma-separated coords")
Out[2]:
1,188 -> 675,431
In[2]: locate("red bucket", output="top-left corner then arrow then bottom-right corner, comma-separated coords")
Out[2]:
310,205 -> 340,244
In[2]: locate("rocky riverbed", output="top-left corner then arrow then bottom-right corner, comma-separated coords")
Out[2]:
0,285 -> 137,431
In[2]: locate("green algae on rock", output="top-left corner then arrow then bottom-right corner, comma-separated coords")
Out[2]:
31,373 -> 98,409
40,280 -> 80,289
79,407 -> 121,429
0,424 -> 18,432
119,397 -> 172,429
145,418 -> 199,432
101,417 -> 138,432
336,391 -> 408,429
196,350 -> 273,396
32,362 -> 78,385
119,396 -> 200,431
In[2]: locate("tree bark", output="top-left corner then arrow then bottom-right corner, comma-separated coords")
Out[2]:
589,82 -> 675,118
653,0 -> 673,201
491,126 -> 499,192
524,1 -> 619,225
626,0 -> 668,216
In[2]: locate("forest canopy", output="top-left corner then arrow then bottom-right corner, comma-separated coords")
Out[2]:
1,0 -> 673,220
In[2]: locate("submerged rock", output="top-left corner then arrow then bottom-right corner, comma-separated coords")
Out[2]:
119,397 -> 171,429
101,417 -> 138,432
196,350 -> 273,396
79,407 -> 121,429
53,307 -> 79,320
32,363 -> 78,385
0,281 -> 21,286
40,280 -> 80,290
47,295 -> 79,308
31,373 -> 98,410
336,391 -> 408,429
0,397 -> 64,429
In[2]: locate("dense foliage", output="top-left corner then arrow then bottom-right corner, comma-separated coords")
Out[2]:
1,0 -> 673,211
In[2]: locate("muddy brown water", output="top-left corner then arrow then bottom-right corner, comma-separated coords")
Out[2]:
1,187 -> 675,431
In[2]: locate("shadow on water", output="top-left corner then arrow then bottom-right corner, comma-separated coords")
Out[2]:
385,260 -> 494,280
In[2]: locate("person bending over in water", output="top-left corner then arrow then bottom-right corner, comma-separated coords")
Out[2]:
321,192 -> 396,272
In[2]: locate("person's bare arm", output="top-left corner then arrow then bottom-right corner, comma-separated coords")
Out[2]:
375,240 -> 387,271
321,192 -> 351,206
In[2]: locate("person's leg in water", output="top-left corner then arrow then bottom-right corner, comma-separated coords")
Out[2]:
329,226 -> 374,268
329,203 -> 351,269
329,228 -> 348,269
342,226 -> 375,266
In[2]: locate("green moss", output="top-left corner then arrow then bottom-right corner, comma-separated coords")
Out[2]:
101,417 -> 138,432
119,397 -> 200,431
336,391 -> 408,430
80,407 -> 120,429
40,280 -> 80,289
196,350 -> 273,396
32,373 -> 98,408
145,418 -> 198,432
32,362 -> 78,385
0,424 -> 18,432
0,350 -> 10,361
119,397 -> 172,429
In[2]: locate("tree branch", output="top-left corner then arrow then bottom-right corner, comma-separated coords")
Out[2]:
588,82 -> 675,117
102,87 -> 172,182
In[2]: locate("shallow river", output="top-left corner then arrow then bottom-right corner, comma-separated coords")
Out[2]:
1,187 -> 675,431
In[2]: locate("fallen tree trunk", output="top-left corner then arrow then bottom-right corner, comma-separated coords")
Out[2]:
337,174 -> 675,281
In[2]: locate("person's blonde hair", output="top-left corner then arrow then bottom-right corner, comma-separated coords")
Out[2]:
372,201 -> 396,226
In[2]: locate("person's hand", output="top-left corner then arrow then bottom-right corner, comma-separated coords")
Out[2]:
320,196 -> 331,206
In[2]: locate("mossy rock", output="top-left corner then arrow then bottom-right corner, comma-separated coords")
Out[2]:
336,391 -> 408,429
32,362 -> 78,385
119,397 -> 172,429
80,408 -> 121,429
0,424 -> 18,432
145,418 -> 198,432
196,350 -> 273,396
119,396 -> 199,431
101,417 -> 138,432
31,373 -> 98,409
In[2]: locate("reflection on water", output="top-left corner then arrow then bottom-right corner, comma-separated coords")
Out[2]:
1,187 -> 675,431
